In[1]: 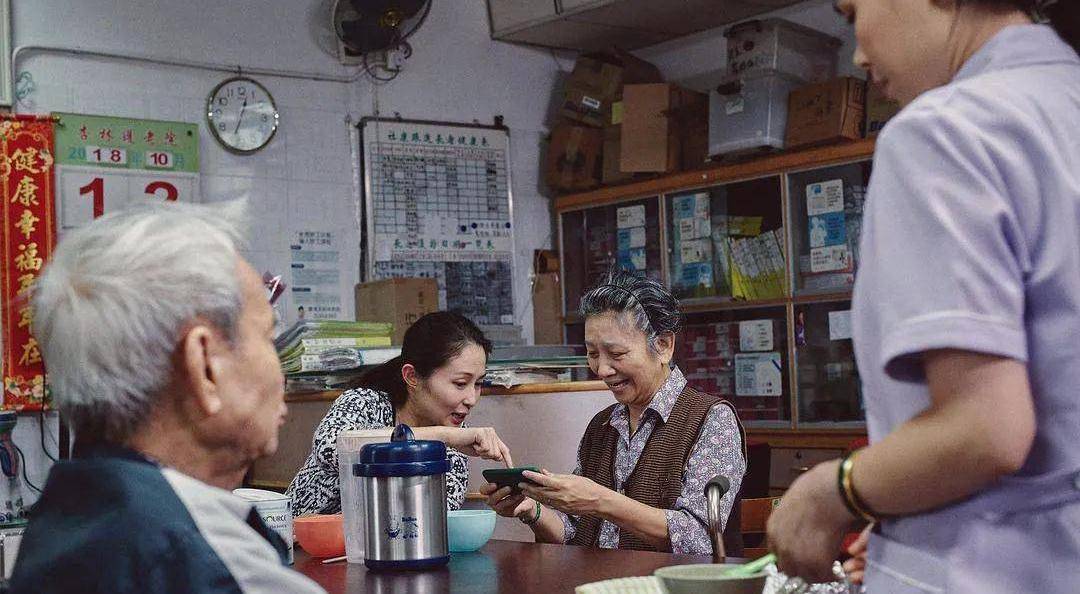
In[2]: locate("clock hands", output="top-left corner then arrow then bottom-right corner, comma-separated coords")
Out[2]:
235,97 -> 248,135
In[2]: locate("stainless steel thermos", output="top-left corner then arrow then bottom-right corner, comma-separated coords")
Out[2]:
354,424 -> 449,570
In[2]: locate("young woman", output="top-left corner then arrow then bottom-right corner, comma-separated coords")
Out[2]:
288,311 -> 513,516
766,2 -> 1080,592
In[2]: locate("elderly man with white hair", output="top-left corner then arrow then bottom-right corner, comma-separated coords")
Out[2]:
9,202 -> 326,594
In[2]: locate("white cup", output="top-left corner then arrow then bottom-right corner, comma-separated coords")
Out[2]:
233,488 -> 293,564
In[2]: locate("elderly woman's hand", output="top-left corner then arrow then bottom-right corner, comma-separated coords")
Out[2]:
766,459 -> 857,583
519,469 -> 609,516
481,483 -> 535,519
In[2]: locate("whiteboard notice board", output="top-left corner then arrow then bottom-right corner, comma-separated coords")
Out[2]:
359,118 -> 515,326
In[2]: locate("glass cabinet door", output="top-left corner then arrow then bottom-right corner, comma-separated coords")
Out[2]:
674,306 -> 790,426
666,176 -> 786,303
794,300 -> 864,425
559,197 -> 663,316
788,161 -> 872,296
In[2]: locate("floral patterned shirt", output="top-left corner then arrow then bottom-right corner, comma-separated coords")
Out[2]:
559,366 -> 746,554
286,388 -> 469,517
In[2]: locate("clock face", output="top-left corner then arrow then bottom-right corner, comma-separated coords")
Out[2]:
207,77 -> 279,154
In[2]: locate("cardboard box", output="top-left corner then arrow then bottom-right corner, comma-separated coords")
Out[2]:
673,90 -> 709,171
532,272 -> 563,345
545,123 -> 603,192
560,51 -> 662,128
534,249 -> 560,274
602,124 -> 633,184
864,83 -> 901,137
620,83 -> 708,173
354,278 -> 438,345
785,77 -> 866,149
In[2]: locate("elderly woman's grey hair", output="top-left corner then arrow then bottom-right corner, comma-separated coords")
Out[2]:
579,269 -> 681,355
32,200 -> 249,445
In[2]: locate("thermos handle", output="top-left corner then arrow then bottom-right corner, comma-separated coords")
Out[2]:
391,424 -> 414,442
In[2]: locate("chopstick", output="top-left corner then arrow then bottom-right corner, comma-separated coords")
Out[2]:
724,552 -> 776,577
321,555 -> 348,564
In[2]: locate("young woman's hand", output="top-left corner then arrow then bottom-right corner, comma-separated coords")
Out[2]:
419,426 -> 514,467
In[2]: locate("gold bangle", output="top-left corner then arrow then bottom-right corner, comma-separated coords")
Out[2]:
840,450 -> 876,523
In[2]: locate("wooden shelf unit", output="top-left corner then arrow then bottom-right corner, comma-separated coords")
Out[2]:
556,139 -> 878,443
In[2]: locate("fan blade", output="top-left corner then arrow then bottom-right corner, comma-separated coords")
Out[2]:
340,17 -> 398,54
349,0 -> 428,20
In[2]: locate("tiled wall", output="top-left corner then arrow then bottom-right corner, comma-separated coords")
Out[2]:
9,0 -> 564,501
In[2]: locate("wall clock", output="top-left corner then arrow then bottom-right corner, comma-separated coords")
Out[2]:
206,76 -> 279,154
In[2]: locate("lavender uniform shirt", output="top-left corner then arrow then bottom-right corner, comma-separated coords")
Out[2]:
852,24 -> 1080,594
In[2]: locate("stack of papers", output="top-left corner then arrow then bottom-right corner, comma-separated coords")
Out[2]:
276,321 -> 398,374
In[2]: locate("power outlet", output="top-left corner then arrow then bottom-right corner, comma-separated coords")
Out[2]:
383,46 -> 406,72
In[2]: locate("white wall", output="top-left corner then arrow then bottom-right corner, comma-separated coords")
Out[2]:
9,0 -> 563,493
634,0 -> 863,92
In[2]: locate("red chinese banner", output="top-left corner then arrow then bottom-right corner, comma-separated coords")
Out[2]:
0,115 -> 57,411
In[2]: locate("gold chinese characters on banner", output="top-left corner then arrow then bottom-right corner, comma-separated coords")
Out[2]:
1,115 -> 57,410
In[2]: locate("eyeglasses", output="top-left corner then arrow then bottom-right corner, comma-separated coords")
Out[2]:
263,272 -> 285,306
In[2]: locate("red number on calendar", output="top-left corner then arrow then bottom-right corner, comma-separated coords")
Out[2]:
110,149 -> 123,163
79,177 -> 105,218
144,180 -> 178,202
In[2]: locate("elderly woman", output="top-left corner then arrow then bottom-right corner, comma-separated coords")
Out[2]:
484,270 -> 746,554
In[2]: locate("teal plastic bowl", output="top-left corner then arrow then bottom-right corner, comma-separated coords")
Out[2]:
447,509 -> 496,552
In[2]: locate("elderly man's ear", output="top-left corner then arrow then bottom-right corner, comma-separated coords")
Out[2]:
180,323 -> 227,417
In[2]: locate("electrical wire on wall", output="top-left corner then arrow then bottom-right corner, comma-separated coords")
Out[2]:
39,409 -> 57,463
15,445 -> 42,494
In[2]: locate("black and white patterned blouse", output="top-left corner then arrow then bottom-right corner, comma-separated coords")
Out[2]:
286,388 -> 470,517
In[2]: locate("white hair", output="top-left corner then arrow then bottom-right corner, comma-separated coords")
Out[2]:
32,200 -> 249,443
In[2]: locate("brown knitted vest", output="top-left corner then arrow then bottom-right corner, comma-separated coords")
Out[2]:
568,384 -> 744,552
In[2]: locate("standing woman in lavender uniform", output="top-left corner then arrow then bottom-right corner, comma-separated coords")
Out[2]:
766,1 -> 1080,592
484,270 -> 747,555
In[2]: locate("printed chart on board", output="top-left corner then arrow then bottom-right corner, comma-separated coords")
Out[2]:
359,118 -> 514,326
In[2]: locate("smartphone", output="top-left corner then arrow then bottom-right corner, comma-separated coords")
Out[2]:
482,466 -> 540,494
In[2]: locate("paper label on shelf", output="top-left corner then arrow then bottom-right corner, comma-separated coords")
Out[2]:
581,95 -> 602,110
810,244 -> 851,273
680,239 -> 710,264
808,212 -> 847,248
674,193 -> 709,219
826,362 -> 844,382
727,216 -> 763,237
680,262 -> 713,288
739,319 -> 774,352
735,352 -> 783,397
617,204 -> 646,228
725,97 -> 745,115
828,310 -> 853,341
679,218 -> 699,239
617,247 -> 647,272
693,336 -> 707,353
806,179 -> 844,216
617,227 -> 646,250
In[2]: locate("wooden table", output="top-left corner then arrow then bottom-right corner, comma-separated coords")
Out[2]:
294,539 -> 715,593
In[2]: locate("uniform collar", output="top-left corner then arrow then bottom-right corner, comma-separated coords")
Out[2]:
955,24 -> 1079,83
607,366 -> 687,425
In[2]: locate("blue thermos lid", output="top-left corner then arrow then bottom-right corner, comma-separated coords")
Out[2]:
353,424 -> 450,478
